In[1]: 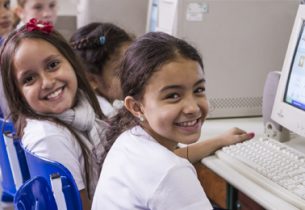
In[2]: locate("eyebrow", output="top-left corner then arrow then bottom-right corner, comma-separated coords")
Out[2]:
160,78 -> 206,92
44,54 -> 60,64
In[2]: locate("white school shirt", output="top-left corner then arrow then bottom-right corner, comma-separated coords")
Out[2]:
92,126 -> 212,210
22,119 -> 86,191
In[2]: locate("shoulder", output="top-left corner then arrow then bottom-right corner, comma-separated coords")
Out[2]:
22,119 -> 86,191
24,119 -> 72,138
117,127 -> 188,165
106,126 -> 193,178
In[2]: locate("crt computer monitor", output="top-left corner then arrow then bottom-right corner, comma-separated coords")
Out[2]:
272,5 -> 305,138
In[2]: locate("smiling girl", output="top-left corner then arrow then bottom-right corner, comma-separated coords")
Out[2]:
92,32 -> 253,209
0,19 -> 110,209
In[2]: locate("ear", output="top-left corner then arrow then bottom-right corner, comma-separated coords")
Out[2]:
124,96 -> 143,118
86,73 -> 99,91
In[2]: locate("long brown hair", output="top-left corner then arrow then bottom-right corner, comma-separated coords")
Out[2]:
0,24 -> 105,195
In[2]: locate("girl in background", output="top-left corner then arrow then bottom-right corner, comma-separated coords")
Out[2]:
0,19 -> 110,209
14,0 -> 58,28
0,0 -> 13,45
0,0 -> 14,118
70,22 -> 253,165
70,22 -> 133,118
92,32 -> 254,209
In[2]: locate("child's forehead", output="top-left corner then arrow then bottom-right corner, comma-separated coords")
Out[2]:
13,38 -> 62,63
146,58 -> 204,88
17,0 -> 26,6
23,0 -> 57,6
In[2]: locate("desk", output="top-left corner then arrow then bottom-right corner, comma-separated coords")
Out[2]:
199,117 -> 305,210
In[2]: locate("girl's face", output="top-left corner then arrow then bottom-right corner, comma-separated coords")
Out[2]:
13,38 -> 78,114
0,0 -> 13,36
18,0 -> 57,24
140,57 -> 208,150
94,43 -> 129,102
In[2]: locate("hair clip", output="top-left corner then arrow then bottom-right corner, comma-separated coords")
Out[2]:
99,36 -> 106,45
26,18 -> 53,34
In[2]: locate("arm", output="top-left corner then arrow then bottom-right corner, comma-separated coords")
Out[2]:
175,127 -> 255,163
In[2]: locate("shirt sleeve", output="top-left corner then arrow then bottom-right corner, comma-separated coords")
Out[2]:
22,123 -> 86,191
149,165 -> 213,210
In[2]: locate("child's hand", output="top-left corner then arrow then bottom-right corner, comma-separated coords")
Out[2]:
217,127 -> 255,147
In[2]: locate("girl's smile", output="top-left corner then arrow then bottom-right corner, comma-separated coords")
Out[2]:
174,117 -> 202,133
42,85 -> 65,100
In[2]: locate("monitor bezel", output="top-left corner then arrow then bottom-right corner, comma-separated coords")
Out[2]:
272,5 -> 305,137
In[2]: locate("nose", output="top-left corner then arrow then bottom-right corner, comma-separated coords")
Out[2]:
42,10 -> 51,20
183,95 -> 201,115
41,72 -> 55,90
41,7 -> 55,21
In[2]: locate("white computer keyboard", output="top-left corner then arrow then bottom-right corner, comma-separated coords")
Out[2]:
216,137 -> 305,209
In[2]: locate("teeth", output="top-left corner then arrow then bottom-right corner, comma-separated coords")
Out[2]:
46,88 -> 62,99
178,120 -> 197,127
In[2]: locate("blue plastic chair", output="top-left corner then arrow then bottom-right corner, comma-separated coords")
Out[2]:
23,148 -> 83,210
0,118 -> 30,202
14,176 -> 58,210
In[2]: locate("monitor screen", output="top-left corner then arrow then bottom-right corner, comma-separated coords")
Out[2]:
285,21 -> 305,111
272,5 -> 305,138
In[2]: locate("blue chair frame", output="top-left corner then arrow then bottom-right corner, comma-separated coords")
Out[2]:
0,118 -> 30,202
14,176 -> 58,210
23,148 -> 83,210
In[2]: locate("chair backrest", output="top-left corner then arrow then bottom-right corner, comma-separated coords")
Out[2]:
0,118 -> 30,202
24,149 -> 82,210
14,176 -> 58,210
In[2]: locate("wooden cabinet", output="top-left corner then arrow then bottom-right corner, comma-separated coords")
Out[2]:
237,191 -> 265,210
195,162 -> 265,210
194,162 -> 227,209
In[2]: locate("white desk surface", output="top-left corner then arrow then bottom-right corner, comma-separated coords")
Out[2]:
200,117 -> 305,210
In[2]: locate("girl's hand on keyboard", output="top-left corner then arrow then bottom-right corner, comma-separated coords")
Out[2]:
218,127 -> 255,147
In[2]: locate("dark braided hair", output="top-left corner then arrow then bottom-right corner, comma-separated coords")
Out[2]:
70,22 -> 134,75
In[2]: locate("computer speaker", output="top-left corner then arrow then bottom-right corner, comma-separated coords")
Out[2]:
262,71 -> 290,142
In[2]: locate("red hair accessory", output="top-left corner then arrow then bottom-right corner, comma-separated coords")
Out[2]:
26,18 -> 53,34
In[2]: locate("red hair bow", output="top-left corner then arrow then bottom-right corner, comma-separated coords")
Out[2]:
26,18 -> 53,34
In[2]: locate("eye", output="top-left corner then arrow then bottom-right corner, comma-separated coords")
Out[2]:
194,86 -> 205,95
165,93 -> 180,101
22,74 -> 36,86
33,4 -> 43,11
49,2 -> 56,9
4,0 -> 10,9
47,60 -> 60,71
